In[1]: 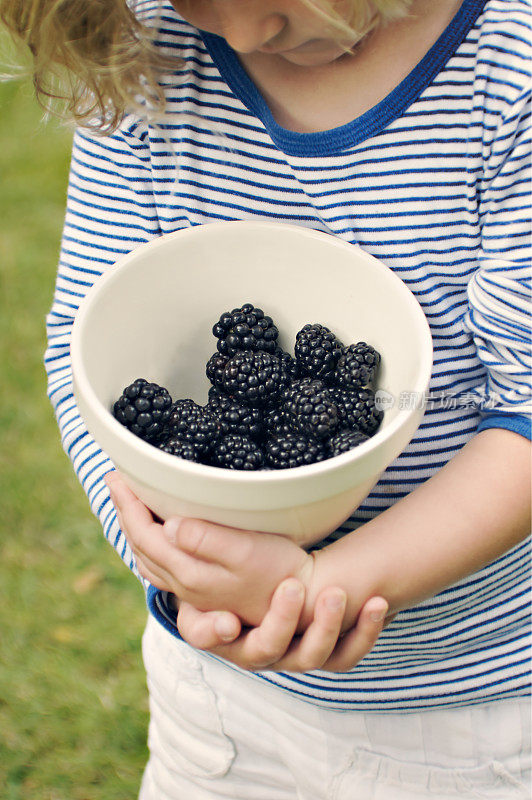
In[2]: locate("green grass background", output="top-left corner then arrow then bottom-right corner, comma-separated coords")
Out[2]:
1,64 -> 149,799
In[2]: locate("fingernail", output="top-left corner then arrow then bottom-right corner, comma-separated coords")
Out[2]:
163,518 -> 182,545
282,579 -> 304,601
368,601 -> 388,623
326,590 -> 346,611
214,614 -> 237,641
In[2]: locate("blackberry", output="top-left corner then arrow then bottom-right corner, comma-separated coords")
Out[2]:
213,303 -> 279,357
329,429 -> 370,457
264,432 -> 328,469
167,399 -> 221,454
206,351 -> 229,391
159,437 -> 201,462
222,351 -> 290,408
294,323 -> 343,382
113,378 -> 172,443
283,378 -> 338,439
208,385 -> 223,403
210,434 -> 264,471
329,386 -> 383,436
208,390 -> 264,440
263,406 -> 293,438
335,342 -> 381,390
274,347 -> 300,381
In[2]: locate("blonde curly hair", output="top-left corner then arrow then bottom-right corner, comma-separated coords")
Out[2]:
0,0 -> 413,132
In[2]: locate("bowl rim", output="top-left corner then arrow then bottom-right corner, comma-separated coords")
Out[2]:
71,220 -> 433,485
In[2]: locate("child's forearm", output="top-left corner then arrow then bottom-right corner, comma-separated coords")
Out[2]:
302,428 -> 531,631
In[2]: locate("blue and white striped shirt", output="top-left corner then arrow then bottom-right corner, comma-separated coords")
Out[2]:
45,0 -> 531,710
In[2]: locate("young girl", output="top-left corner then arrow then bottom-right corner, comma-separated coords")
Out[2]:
3,0 -> 530,797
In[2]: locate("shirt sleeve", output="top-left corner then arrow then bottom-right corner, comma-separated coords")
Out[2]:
44,119 -> 162,585
463,87 -> 531,441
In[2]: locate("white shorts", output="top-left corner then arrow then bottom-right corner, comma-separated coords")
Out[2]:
139,615 -> 531,800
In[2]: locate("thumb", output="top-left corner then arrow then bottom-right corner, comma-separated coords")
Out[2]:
177,602 -> 242,650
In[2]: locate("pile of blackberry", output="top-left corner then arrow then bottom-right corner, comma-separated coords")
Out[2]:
112,303 -> 383,471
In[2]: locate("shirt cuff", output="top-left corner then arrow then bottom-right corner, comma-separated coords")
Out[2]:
477,413 -> 532,441
147,584 -> 183,639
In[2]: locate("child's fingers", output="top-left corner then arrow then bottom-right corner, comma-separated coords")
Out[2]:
134,529 -> 229,601
209,578 -> 305,670
241,579 -> 306,669
134,540 -> 231,606
105,471 -> 146,513
118,506 -> 178,583
134,554 -> 175,592
107,475 -> 159,540
177,602 -> 242,649
133,548 -> 176,590
107,478 -> 173,579
323,597 -> 389,672
106,478 -> 241,598
107,476 -> 185,573
269,588 -> 347,672
106,475 -> 194,590
164,516 -> 255,568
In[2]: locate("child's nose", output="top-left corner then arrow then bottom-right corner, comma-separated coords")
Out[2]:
219,4 -> 286,54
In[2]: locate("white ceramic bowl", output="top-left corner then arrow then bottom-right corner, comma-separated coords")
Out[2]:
71,222 -> 432,547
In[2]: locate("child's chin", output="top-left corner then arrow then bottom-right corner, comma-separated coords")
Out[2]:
279,43 -> 354,68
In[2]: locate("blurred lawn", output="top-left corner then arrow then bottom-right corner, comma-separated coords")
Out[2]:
0,67 -> 149,799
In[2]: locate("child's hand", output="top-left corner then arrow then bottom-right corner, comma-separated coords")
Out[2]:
106,471 -> 313,627
105,471 -> 390,672
176,586 -> 390,673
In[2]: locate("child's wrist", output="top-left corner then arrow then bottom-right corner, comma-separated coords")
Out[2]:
294,550 -> 316,589
291,550 -> 317,631
297,549 -> 346,631
296,536 -> 389,633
